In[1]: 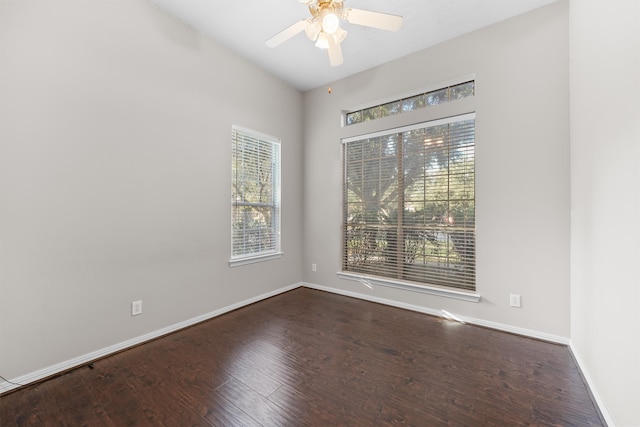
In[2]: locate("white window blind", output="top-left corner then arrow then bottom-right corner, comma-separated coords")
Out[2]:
342,114 -> 476,291
231,126 -> 281,262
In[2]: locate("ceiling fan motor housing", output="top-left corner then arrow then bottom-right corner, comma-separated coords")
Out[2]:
308,0 -> 344,17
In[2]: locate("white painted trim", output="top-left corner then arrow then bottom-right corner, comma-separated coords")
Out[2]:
228,251 -> 284,267
568,342 -> 615,427
341,112 -> 477,143
0,283 -> 302,395
464,316 -> 569,345
306,282 -> 442,316
336,272 -> 481,303
304,282 -> 568,344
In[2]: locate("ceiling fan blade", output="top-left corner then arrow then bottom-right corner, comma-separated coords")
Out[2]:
343,8 -> 403,31
265,19 -> 310,48
327,34 -> 343,66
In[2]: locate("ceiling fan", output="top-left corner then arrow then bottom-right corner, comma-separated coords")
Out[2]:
265,0 -> 403,67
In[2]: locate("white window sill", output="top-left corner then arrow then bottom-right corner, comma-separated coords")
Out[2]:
336,272 -> 481,303
229,252 -> 283,268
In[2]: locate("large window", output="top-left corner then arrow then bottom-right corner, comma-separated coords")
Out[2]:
342,113 -> 475,291
230,126 -> 281,266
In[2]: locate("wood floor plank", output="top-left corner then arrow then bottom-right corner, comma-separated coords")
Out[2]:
222,358 -> 283,398
53,371 -> 115,426
203,392 -> 262,427
2,380 -> 67,426
75,362 -> 163,426
76,351 -> 214,426
0,288 -> 604,426
215,378 -> 299,426
267,382 -> 365,426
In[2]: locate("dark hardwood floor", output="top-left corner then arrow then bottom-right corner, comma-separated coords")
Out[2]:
1,287 -> 604,426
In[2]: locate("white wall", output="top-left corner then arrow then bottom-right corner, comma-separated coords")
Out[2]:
0,0 -> 303,380
570,1 -> 640,426
303,2 -> 570,338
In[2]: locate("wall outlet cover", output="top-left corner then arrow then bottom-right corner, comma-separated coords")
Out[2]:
131,300 -> 143,316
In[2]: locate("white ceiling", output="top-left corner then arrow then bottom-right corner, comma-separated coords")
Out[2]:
148,0 -> 558,91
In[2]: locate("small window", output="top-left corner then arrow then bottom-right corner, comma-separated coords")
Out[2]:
345,80 -> 475,126
230,126 -> 281,266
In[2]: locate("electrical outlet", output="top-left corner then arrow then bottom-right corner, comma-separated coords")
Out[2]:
131,300 -> 142,316
312,263 -> 317,272
510,294 -> 521,308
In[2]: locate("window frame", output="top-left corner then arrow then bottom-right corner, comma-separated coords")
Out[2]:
229,125 -> 282,267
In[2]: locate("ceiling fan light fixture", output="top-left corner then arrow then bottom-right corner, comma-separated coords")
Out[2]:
315,32 -> 329,49
333,26 -> 347,44
321,12 -> 340,34
305,19 -> 321,41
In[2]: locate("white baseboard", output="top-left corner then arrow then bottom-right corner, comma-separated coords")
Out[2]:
0,283 -> 302,395
568,342 -> 615,427
302,282 -> 569,344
